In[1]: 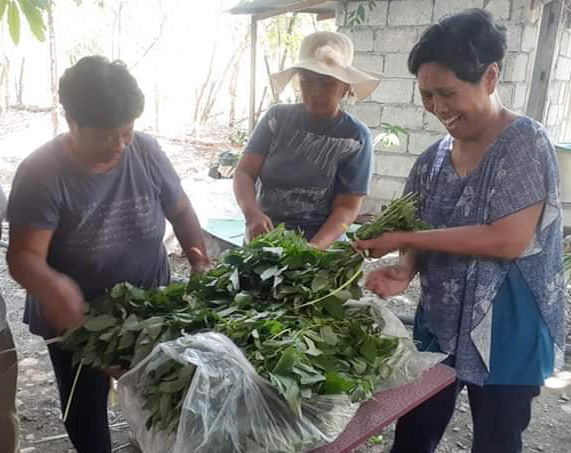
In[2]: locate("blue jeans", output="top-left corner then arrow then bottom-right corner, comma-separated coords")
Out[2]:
390,379 -> 540,453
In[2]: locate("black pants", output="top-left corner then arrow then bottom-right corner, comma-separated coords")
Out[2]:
48,344 -> 111,453
390,379 -> 540,453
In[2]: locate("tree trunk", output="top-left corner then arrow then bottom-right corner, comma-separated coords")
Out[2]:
228,38 -> 248,127
194,44 -> 217,124
279,14 -> 298,71
154,81 -> 160,133
47,2 -> 58,136
15,57 -> 25,105
2,57 -> 10,111
117,1 -> 123,60
0,58 -> 8,113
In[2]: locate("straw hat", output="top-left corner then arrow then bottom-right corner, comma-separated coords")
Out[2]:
270,31 -> 381,101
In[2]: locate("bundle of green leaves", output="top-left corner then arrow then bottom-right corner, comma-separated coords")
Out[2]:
62,195 -> 426,434
352,192 -> 429,240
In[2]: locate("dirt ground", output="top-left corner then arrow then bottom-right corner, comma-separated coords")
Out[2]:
1,111 -> 570,453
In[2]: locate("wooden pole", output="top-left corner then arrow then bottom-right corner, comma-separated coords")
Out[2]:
249,16 -> 258,131
526,1 -> 563,122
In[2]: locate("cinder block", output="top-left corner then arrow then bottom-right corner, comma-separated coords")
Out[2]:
413,82 -> 424,107
381,105 -> 424,130
506,24 -> 523,52
513,83 -> 528,110
433,0 -> 484,21
497,83 -> 515,108
510,0 -> 540,25
521,24 -> 538,52
547,104 -> 560,127
375,152 -> 418,178
361,196 -> 384,215
408,131 -> 442,155
502,53 -> 528,82
347,102 -> 382,128
352,52 -> 384,73
374,27 -> 418,53
383,53 -> 411,76
370,78 -> 414,103
341,28 -> 374,52
484,0 -> 511,20
555,57 -> 571,81
342,1 -> 389,27
388,0 -> 433,26
369,175 -> 407,200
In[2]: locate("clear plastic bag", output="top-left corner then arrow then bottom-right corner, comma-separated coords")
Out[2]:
118,299 -> 444,453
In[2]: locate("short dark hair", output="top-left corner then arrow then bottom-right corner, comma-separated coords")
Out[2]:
59,56 -> 145,128
408,8 -> 508,83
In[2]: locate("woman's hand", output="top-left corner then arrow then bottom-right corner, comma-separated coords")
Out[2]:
365,264 -> 414,298
353,232 -> 403,258
246,210 -> 274,240
36,274 -> 88,333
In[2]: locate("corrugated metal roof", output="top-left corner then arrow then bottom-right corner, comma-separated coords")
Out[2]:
229,0 -> 336,16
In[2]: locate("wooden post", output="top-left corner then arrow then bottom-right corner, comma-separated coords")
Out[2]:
249,17 -> 258,132
526,1 -> 564,122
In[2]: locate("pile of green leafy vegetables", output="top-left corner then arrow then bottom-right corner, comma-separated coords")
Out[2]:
62,195 -> 428,434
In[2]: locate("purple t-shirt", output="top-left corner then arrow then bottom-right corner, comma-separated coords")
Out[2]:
7,131 -> 182,338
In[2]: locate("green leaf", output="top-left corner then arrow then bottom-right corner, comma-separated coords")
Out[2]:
322,371 -> 354,394
350,358 -> 368,374
357,4 -> 365,23
123,313 -> 140,331
230,268 -> 240,291
323,296 -> 346,320
83,314 -> 118,332
234,292 -> 253,306
272,347 -> 297,375
262,246 -> 284,256
310,270 -> 329,293
260,265 -> 279,281
320,326 -> 338,346
360,337 -> 377,362
303,336 -> 322,357
0,0 -> 9,21
18,0 -> 45,42
8,1 -> 21,45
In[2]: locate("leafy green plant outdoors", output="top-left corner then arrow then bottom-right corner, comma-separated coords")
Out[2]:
345,1 -> 377,27
374,122 -> 409,149
62,195 -> 428,434
0,0 -> 48,44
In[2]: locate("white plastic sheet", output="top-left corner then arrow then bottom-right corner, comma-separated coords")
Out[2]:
118,298 -> 444,453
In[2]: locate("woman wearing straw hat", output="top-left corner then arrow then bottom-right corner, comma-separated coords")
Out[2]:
234,31 -> 381,249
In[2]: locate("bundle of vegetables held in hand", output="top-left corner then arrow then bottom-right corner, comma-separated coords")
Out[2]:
352,192 -> 429,240
62,194 -> 427,434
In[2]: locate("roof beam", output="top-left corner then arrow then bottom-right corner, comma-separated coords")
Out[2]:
252,0 -> 330,21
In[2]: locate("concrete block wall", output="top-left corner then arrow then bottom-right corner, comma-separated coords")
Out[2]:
336,0 -> 543,212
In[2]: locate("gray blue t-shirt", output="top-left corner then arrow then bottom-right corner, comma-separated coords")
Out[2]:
245,103 -> 373,240
7,132 -> 182,338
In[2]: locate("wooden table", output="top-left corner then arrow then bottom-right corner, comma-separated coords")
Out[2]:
310,364 -> 456,453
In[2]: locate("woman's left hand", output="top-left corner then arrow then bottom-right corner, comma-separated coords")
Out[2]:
353,232 -> 403,258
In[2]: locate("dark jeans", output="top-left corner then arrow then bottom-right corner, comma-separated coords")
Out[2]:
48,344 -> 111,453
390,379 -> 540,453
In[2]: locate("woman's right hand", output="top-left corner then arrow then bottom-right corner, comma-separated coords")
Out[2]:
246,210 -> 274,240
36,274 -> 88,333
366,264 -> 414,298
